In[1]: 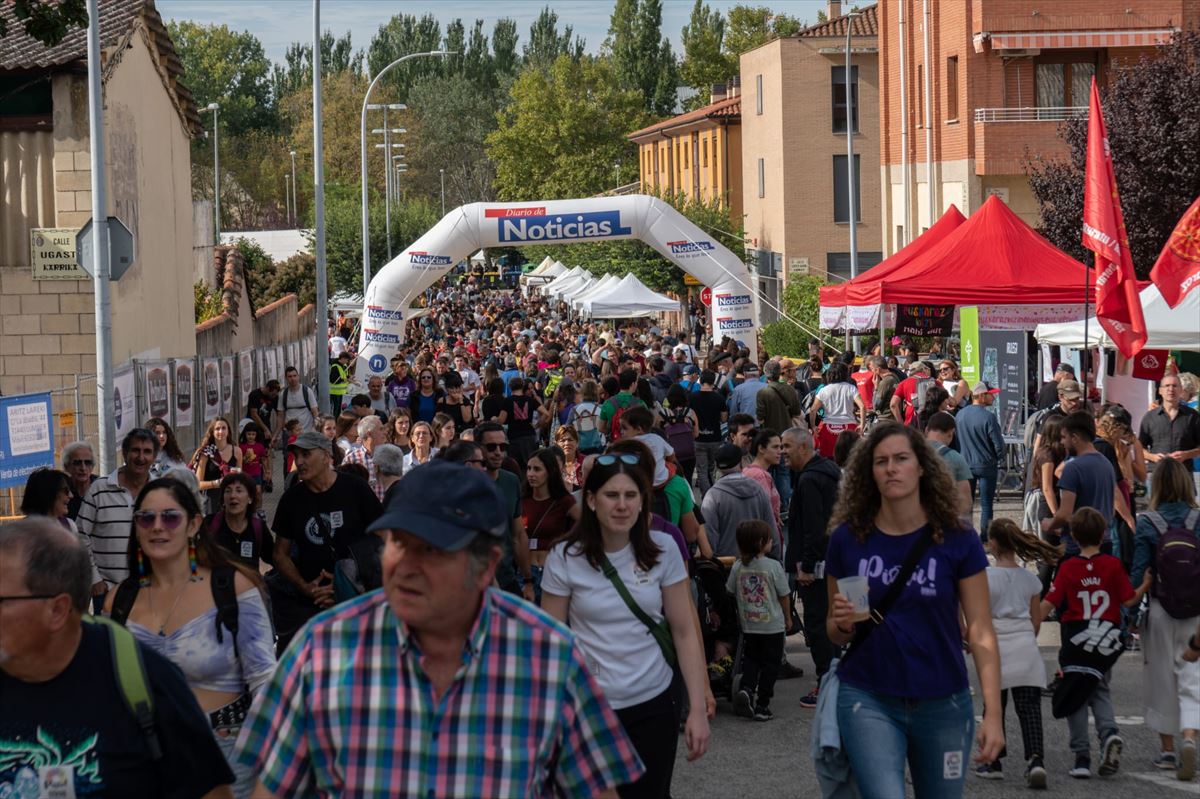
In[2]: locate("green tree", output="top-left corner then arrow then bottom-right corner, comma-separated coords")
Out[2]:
194,280 -> 224,323
367,13 -> 445,102
724,5 -> 803,57
523,7 -> 584,70
407,73 -> 501,207
1027,32 -> 1200,277
280,70 -> 377,193
270,31 -> 363,105
761,276 -> 822,358
168,21 -> 278,136
491,18 -> 521,80
680,0 -> 736,110
487,56 -> 651,200
607,0 -> 678,115
0,0 -> 86,43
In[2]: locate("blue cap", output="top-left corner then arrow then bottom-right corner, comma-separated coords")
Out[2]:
367,460 -> 508,551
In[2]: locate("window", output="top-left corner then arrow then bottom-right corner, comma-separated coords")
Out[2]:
682,141 -> 689,170
702,136 -> 708,167
832,155 -> 861,223
756,74 -> 763,115
757,158 -> 765,198
946,56 -> 959,120
831,66 -> 859,133
1036,62 -> 1095,107
826,251 -> 884,281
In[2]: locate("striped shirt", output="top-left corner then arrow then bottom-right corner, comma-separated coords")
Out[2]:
235,588 -> 643,798
341,444 -> 383,501
75,470 -> 135,586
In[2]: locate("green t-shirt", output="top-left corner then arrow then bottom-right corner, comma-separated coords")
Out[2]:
599,391 -> 644,428
725,555 -> 790,634
661,474 -> 695,526
934,442 -> 973,483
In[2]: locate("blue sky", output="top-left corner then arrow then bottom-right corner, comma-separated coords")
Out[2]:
158,0 -> 831,66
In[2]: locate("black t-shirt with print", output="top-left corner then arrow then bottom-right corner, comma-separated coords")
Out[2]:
0,622 -> 233,799
507,395 -> 538,437
204,512 -> 274,570
689,390 -> 727,442
271,473 -> 384,581
246,387 -> 274,428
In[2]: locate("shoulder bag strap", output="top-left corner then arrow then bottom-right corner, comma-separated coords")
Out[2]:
841,528 -> 936,665
599,554 -> 677,666
109,578 -> 141,627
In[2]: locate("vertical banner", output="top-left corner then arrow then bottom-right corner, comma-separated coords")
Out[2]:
274,346 -> 286,377
303,336 -> 316,382
959,306 -> 981,386
239,350 -> 254,405
173,360 -> 194,429
288,342 -> 300,376
262,348 -> 275,383
0,393 -> 55,488
143,361 -> 172,423
979,331 -> 1026,436
220,357 -> 235,416
1040,344 -> 1054,382
202,358 -> 221,422
112,366 -> 137,442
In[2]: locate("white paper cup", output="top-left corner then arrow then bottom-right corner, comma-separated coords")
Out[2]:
837,575 -> 871,622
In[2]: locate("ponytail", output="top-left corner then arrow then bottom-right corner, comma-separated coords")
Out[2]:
987,518 -> 1062,566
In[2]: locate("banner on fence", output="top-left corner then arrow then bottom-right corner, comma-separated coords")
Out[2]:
174,360 -> 194,429
0,393 -> 55,488
239,350 -> 254,405
220,357 -> 235,416
303,336 -> 316,380
274,346 -> 286,377
202,358 -> 221,422
113,366 -> 137,441
143,361 -> 172,422
288,342 -> 300,375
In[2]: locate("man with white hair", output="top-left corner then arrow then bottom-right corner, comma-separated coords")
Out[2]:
372,443 -> 405,505
61,440 -> 97,521
343,415 -> 387,501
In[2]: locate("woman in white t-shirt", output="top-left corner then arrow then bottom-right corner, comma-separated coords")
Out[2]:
808,362 -> 865,459
542,454 -> 710,798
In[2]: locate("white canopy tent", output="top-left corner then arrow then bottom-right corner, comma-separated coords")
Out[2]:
519,257 -> 565,294
581,273 -> 678,318
547,269 -> 594,297
570,273 -> 620,310
537,265 -> 583,296
561,276 -> 598,302
1035,284 -> 1200,351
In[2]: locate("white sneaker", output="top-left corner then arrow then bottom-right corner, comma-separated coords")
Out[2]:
1179,739 -> 1197,782
1099,735 -> 1123,777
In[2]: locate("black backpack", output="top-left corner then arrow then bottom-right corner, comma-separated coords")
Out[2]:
110,566 -> 243,657
1145,509 -> 1200,619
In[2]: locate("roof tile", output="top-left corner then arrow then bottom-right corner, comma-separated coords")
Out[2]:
798,3 -> 878,39
628,95 -> 741,140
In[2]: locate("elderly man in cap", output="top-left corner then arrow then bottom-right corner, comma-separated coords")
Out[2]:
728,361 -> 766,417
956,381 -> 1007,536
236,460 -> 644,798
1036,362 -> 1076,410
270,431 -> 384,649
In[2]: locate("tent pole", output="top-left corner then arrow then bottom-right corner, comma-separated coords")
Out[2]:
1082,257 -> 1092,401
879,307 -> 886,358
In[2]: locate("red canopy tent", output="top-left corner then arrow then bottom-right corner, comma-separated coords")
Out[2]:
819,206 -> 965,328
821,195 -> 1095,331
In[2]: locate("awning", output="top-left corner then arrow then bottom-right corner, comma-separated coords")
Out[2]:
975,28 -> 1175,53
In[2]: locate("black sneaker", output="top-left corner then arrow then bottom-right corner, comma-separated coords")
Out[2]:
1099,734 -> 1123,777
973,761 -> 1003,780
752,706 -> 774,722
778,660 -> 804,680
1069,755 -> 1091,779
733,688 -> 754,719
1026,757 -> 1047,789
798,687 -> 819,709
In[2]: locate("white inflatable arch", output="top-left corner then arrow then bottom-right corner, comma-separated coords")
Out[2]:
357,194 -> 759,378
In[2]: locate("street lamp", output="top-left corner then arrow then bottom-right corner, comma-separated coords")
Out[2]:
439,168 -> 445,216
206,102 -> 219,243
289,149 -> 297,225
284,172 -> 291,226
369,111 -> 406,259
843,11 -> 862,351
360,50 -> 456,295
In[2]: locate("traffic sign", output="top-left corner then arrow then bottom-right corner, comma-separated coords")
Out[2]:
76,217 -> 135,280
700,287 -> 712,306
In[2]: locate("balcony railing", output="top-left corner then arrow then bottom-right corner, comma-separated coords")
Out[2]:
974,106 -> 1087,123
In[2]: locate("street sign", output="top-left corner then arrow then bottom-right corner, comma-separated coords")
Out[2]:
76,217 -> 135,280
30,228 -> 89,279
700,287 -> 712,306
683,273 -> 702,286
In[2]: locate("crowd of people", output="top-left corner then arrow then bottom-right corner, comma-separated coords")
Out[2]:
4,279 -> 1200,799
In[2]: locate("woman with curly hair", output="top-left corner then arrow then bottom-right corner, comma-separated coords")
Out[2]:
825,422 -> 1003,798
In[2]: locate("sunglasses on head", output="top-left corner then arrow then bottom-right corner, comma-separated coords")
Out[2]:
595,453 -> 640,467
69,459 -> 93,467
483,442 -> 509,452
133,509 -> 187,530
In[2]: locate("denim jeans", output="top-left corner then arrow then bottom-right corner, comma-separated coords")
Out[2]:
970,470 -> 998,539
1067,669 -> 1118,755
694,441 -> 722,497
769,462 -> 792,523
838,684 -> 975,799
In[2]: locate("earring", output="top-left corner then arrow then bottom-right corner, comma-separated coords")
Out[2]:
137,546 -> 149,587
187,537 -> 199,581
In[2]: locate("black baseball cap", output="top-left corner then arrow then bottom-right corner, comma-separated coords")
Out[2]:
715,443 -> 744,470
367,460 -> 507,551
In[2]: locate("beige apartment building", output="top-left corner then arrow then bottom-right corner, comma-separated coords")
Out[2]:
1,0 -> 201,443
740,2 -> 882,318
878,0 -> 1197,255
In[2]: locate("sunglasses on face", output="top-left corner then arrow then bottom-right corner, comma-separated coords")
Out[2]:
595,453 -> 640,467
69,459 -> 93,467
483,442 -> 509,452
133,509 -> 187,530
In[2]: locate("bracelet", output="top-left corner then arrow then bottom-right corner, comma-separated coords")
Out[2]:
1189,635 -> 1200,653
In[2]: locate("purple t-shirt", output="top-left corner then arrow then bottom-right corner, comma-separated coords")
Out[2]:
826,522 -> 988,699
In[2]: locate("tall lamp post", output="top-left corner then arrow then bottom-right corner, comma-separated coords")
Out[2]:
284,173 -> 291,226
360,50 -> 455,296
370,109 -> 406,259
207,102 -> 220,244
289,149 -> 298,225
439,168 -> 445,216
843,11 -> 862,352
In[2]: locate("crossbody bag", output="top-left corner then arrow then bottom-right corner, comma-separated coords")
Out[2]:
600,555 -> 678,668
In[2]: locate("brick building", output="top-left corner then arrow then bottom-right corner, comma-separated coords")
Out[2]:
878,0 -> 1197,255
739,1 -> 883,317
0,0 -> 201,450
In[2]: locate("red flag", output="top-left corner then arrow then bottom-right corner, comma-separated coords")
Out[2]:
1081,77 -> 1147,358
1149,195 -> 1200,308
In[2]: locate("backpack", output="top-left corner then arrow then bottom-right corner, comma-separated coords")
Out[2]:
110,565 -> 243,658
907,378 -> 934,417
610,402 -> 629,441
662,406 -> 696,461
1023,406 -> 1052,452
1145,509 -> 1200,619
86,615 -> 162,760
572,403 -> 604,451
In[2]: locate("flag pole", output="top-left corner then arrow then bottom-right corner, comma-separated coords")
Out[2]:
1082,258 -> 1091,402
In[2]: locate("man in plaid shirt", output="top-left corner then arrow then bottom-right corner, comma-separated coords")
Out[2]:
236,460 -> 642,798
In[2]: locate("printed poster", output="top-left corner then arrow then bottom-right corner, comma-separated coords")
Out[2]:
142,361 -> 172,423
173,360 -> 194,429
288,341 -> 300,376
0,393 -> 54,488
239,350 -> 254,405
895,304 -> 954,337
274,346 -> 286,378
112,365 -> 138,441
220,357 -> 235,416
202,358 -> 221,422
